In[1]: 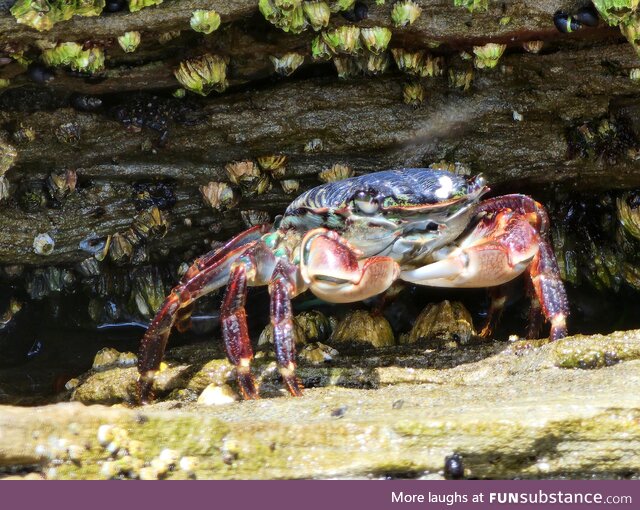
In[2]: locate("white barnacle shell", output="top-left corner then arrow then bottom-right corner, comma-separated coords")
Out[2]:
33,233 -> 55,256
270,53 -> 305,76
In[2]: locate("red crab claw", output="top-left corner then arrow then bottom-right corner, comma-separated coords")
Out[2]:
401,195 -> 568,341
299,228 -> 400,303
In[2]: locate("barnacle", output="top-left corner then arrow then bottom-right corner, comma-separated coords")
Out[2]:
131,268 -> 165,318
0,79 -> 9,89
33,233 -> 55,256
592,0 -> 639,25
280,179 -> 300,194
190,10 -> 221,34
617,192 -> 640,240
318,163 -> 354,182
0,138 -> 17,176
453,0 -> 488,12
43,43 -> 104,73
128,0 -> 162,13
257,154 -> 287,178
11,0 -> 57,31
302,1 -> 331,30
311,35 -> 334,60
400,301 -> 476,347
448,67 -> 474,90
109,232 -> 134,265
42,42 -> 83,67
360,53 -> 390,75
259,0 -> 307,33
403,81 -> 424,106
270,53 -> 305,76
158,31 -> 181,44
391,1 -> 422,27
0,176 -> 9,201
117,32 -> 141,53
55,122 -> 81,144
225,160 -> 271,195
47,169 -> 77,201
199,181 -> 238,211
360,27 -> 392,55
323,26 -> 361,54
620,15 -> 640,54
333,56 -> 361,79
174,54 -> 228,96
225,160 -> 260,185
391,48 -> 419,73
420,55 -> 444,77
522,40 -> 544,54
631,68 -> 640,80
331,310 -> 395,347
131,206 -> 168,240
241,209 -> 271,228
473,43 -> 506,69
12,124 -> 37,143
328,0 -> 355,11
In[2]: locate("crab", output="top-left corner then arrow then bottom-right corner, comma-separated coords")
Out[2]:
138,167 -> 568,401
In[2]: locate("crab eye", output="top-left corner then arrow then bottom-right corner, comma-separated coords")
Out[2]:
353,191 -> 379,214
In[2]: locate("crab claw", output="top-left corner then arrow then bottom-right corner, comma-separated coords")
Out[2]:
300,229 -> 400,303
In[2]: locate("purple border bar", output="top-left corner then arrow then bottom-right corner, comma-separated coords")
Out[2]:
3,480 -> 639,510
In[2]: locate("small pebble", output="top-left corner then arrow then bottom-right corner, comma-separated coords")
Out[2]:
197,384 -> 238,406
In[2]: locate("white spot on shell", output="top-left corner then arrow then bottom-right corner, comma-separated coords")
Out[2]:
197,383 -> 238,406
434,176 -> 453,199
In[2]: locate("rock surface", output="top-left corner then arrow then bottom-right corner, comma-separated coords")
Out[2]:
1,329 -> 640,479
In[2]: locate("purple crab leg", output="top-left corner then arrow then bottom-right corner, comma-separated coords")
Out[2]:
528,239 -> 569,341
220,263 -> 259,399
269,260 -> 303,397
137,225 -> 269,403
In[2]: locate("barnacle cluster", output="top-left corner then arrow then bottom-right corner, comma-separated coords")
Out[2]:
311,26 -> 392,78
591,2 -> 640,55
10,0 -> 105,32
42,42 -> 105,73
318,163 -> 354,182
391,49 -> 444,77
199,181 -> 238,211
548,192 -> 640,293
402,81 -> 424,106
259,0 -> 358,34
174,54 -> 228,96
391,0 -> 422,27
472,43 -> 507,69
190,9 -> 221,34
566,116 -> 638,165
225,160 -> 271,195
117,32 -> 141,53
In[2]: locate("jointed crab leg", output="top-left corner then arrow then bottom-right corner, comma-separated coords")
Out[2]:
270,260 -> 303,396
527,240 -> 569,340
137,225 -> 269,403
220,263 -> 258,399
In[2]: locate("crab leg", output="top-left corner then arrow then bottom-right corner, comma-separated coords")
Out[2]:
300,229 -> 400,303
527,240 -> 569,340
220,264 -> 258,399
269,260 -> 303,396
137,226 -> 269,403
479,286 -> 508,339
